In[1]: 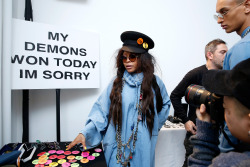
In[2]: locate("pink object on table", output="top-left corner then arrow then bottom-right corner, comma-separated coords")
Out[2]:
87,155 -> 95,160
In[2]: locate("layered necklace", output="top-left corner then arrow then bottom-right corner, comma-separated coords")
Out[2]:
115,77 -> 143,167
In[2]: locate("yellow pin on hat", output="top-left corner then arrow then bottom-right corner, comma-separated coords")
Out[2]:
143,42 -> 148,49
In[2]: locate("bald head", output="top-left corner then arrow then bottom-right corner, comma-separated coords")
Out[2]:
216,0 -> 250,35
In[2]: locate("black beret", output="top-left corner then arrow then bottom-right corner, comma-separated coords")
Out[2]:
120,31 -> 154,53
202,58 -> 250,109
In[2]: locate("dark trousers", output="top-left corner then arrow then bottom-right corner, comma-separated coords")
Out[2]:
182,132 -> 193,167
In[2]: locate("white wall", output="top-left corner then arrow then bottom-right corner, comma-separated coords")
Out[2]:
9,0 -> 240,143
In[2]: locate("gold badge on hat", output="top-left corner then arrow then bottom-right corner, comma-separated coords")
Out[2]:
137,38 -> 143,45
143,42 -> 148,49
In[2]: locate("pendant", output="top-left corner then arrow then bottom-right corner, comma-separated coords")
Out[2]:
129,152 -> 133,159
123,161 -> 128,167
116,154 -> 119,160
131,124 -> 134,130
138,114 -> 142,121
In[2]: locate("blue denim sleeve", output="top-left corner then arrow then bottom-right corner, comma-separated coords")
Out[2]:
81,81 -> 113,148
155,76 -> 171,130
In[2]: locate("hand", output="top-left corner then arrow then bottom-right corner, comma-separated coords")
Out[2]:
67,133 -> 86,150
196,104 -> 211,123
184,120 -> 197,135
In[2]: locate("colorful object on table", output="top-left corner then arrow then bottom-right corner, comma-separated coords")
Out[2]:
66,155 -> 75,160
58,159 -> 66,164
71,163 -> 80,167
94,148 -> 102,152
87,155 -> 95,160
56,150 -> 64,154
49,162 -> 58,166
44,153 -> 49,156
38,158 -> 47,164
92,153 -> 100,157
68,159 -> 77,163
72,150 -> 80,154
57,155 -> 65,159
64,151 -> 71,155
81,151 -> 89,157
35,164 -> 44,167
45,159 -> 52,165
38,155 -> 47,159
32,159 -> 39,164
49,155 -> 57,159
48,150 -> 56,154
80,158 -> 89,163
37,152 -> 46,156
62,162 -> 70,167
75,156 -> 83,160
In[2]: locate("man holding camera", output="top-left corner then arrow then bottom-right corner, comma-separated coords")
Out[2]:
215,0 -> 250,152
170,39 -> 228,167
188,58 -> 250,167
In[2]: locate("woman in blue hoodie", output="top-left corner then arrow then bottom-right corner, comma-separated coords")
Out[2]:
67,31 -> 171,167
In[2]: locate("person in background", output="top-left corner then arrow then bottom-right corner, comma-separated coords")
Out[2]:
214,0 -> 250,152
170,39 -> 228,167
188,58 -> 250,167
67,31 -> 171,167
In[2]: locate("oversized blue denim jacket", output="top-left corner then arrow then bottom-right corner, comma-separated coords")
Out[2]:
81,70 -> 171,167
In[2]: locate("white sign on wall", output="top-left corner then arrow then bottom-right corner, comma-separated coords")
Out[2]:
11,19 -> 100,89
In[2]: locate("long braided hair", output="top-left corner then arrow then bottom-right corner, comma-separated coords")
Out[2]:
108,49 -> 163,136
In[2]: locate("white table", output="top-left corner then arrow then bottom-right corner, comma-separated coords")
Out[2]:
155,126 -> 186,167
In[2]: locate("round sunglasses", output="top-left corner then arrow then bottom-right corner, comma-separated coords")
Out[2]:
122,54 -> 139,63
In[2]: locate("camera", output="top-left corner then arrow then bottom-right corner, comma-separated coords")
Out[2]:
185,84 -> 225,128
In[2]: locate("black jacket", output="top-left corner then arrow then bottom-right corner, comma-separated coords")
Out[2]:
170,65 -> 207,124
